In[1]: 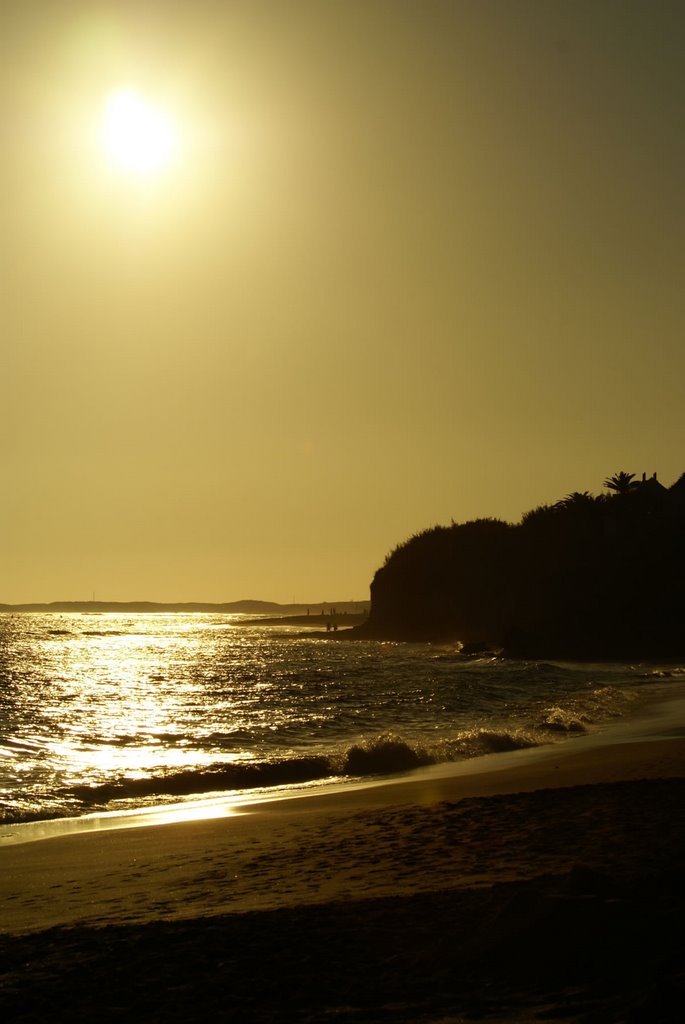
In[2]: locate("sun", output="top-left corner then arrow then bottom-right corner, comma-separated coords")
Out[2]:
100,88 -> 178,176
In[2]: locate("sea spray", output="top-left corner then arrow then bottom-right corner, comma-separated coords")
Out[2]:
342,733 -> 435,775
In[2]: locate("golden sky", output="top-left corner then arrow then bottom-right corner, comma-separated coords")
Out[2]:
3,1 -> 684,603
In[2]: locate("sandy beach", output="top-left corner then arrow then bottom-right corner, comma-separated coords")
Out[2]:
2,716 -> 685,1022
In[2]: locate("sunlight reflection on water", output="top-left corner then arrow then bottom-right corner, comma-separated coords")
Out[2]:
2,611 -> 684,828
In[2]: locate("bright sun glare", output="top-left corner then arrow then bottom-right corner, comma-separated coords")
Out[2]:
101,88 -> 177,176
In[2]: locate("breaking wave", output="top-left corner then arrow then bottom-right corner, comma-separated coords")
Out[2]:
59,734 -> 438,811
1,679 -> 652,828
451,728 -> 539,759
65,755 -> 335,805
0,729 -> 541,824
342,734 -> 434,774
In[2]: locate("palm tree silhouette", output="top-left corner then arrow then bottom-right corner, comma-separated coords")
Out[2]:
554,491 -> 595,510
604,472 -> 639,496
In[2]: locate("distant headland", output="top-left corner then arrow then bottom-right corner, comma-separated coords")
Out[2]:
353,471 -> 685,659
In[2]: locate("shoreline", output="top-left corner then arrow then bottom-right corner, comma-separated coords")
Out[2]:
2,692 -> 684,929
2,703 -> 684,1021
3,682 -> 684,850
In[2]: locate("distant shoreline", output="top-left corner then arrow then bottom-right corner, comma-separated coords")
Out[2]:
239,613 -> 368,627
0,600 -> 369,616
4,606 -> 681,659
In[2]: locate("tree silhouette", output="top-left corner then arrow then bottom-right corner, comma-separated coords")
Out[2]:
604,471 -> 638,495
554,491 -> 595,510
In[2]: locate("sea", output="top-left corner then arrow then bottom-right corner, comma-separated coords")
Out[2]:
2,612 -> 684,836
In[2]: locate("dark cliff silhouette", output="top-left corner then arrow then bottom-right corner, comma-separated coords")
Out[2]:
355,472 -> 685,658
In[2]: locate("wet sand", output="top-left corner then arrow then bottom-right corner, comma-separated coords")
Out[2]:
2,726 -> 684,1021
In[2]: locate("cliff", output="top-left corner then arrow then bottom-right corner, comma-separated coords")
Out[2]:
355,472 -> 685,658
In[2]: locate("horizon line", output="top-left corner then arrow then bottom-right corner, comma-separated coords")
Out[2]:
0,598 -> 369,610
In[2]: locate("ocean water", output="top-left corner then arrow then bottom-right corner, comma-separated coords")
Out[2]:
1,612 -> 684,827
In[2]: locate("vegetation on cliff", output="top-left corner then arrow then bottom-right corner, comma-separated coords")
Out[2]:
358,472 -> 685,658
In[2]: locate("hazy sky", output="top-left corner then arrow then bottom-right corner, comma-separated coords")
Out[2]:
3,1 -> 684,604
